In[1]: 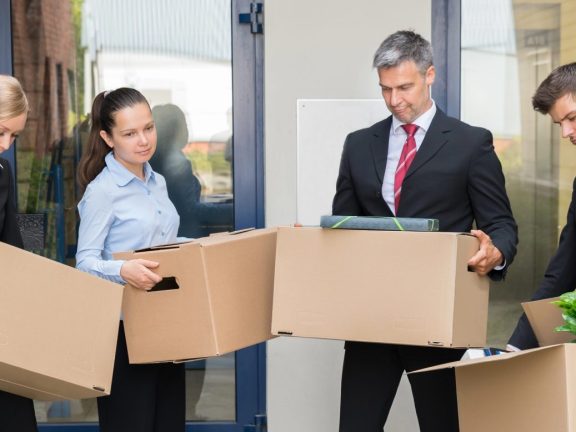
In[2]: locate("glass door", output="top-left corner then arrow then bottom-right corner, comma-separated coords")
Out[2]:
460,0 -> 576,349
2,0 -> 265,430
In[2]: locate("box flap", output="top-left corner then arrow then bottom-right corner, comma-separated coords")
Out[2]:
209,227 -> 255,237
197,227 -> 276,247
134,240 -> 195,253
522,297 -> 574,346
410,344 -> 566,374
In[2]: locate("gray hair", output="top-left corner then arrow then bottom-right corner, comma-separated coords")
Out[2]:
373,30 -> 433,74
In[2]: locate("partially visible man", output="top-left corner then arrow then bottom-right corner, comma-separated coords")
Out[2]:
509,62 -> 576,350
333,30 -> 518,432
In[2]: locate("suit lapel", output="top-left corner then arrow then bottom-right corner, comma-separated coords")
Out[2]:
369,117 -> 392,184
405,109 -> 451,180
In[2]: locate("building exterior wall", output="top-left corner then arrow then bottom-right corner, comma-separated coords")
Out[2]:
12,0 -> 75,153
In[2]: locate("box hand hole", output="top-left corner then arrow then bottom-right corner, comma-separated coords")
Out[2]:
149,276 -> 180,292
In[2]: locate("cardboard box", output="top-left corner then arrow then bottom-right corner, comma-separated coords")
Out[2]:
115,228 -> 276,364
0,242 -> 123,400
413,344 -> 576,431
522,297 -> 574,346
272,227 -> 489,347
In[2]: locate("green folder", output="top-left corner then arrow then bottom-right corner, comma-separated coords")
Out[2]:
321,215 -> 439,232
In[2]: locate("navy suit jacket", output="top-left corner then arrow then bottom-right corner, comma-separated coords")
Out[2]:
332,109 -> 518,280
0,158 -> 24,248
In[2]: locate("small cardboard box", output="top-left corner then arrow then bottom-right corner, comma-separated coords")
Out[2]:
115,228 -> 276,364
522,297 -> 574,346
413,344 -> 576,431
272,227 -> 489,347
0,242 -> 123,400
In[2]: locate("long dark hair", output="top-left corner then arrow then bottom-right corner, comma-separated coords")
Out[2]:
77,88 -> 149,193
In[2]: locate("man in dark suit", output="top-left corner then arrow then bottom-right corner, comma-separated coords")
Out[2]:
333,30 -> 518,432
509,62 -> 576,350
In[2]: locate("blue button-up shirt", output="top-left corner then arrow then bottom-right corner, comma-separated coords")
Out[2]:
76,152 -> 180,284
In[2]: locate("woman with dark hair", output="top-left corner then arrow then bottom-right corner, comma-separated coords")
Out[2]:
0,74 -> 38,431
76,88 -> 185,432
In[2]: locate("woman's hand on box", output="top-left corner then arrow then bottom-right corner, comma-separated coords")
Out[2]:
120,259 -> 162,290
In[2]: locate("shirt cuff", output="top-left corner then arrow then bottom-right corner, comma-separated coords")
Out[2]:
493,259 -> 506,271
99,259 -> 125,283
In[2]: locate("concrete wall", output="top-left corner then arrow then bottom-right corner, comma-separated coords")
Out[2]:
264,1 -> 431,431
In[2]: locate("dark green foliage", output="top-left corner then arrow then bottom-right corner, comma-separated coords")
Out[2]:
553,292 -> 576,336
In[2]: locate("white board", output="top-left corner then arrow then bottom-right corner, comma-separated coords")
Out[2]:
296,99 -> 390,225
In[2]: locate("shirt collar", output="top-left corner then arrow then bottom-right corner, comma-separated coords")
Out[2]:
105,151 -> 155,187
392,100 -> 437,135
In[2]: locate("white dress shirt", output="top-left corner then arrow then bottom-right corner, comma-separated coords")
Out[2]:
382,101 -> 437,215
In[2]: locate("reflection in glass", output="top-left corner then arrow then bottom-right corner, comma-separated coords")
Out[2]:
461,0 -> 575,347
12,0 -> 235,424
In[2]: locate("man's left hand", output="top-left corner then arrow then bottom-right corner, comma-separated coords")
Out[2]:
467,229 -> 504,276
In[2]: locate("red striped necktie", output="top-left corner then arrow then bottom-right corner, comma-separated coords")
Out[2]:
394,123 -> 419,212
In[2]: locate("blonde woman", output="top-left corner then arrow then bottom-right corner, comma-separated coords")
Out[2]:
0,74 -> 38,430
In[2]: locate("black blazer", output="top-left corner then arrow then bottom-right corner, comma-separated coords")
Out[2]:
332,109 -> 518,280
509,178 -> 576,349
0,157 -> 24,248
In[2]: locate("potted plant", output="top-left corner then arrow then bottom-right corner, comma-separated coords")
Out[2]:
553,291 -> 576,337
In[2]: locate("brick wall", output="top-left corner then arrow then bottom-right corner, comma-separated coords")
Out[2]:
12,0 -> 75,154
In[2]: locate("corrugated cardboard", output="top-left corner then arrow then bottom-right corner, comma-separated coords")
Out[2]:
412,344 -> 576,431
272,227 -> 489,347
115,228 -> 276,364
0,242 -> 123,400
522,297 -> 574,346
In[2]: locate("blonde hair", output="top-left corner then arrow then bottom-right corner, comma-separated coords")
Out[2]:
0,75 -> 29,122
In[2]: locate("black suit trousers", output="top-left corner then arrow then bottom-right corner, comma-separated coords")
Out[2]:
0,390 -> 37,432
97,322 -> 186,432
339,342 -> 465,432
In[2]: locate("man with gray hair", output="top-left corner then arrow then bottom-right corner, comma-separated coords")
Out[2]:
332,30 -> 518,431
509,62 -> 576,350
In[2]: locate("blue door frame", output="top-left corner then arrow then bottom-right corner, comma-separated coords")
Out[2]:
0,0 -> 266,430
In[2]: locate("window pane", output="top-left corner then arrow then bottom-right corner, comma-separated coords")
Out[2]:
12,0 -> 235,423
461,0 -> 576,347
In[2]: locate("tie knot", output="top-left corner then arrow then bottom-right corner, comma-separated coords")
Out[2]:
402,123 -> 419,137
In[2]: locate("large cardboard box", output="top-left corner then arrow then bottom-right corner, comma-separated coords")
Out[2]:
115,228 -> 276,364
413,344 -> 576,432
0,242 -> 123,400
522,297 -> 574,346
272,227 -> 489,347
